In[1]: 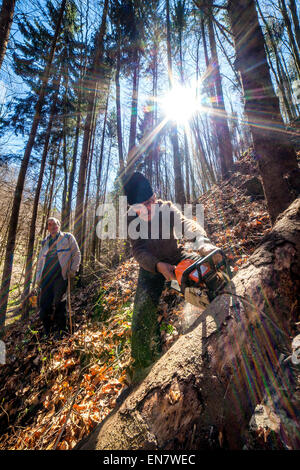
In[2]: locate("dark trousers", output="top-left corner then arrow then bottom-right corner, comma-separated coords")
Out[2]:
131,253 -> 201,370
131,268 -> 166,369
39,275 -> 68,335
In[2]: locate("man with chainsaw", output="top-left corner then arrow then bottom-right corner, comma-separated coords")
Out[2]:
123,172 -> 221,384
35,217 -> 81,337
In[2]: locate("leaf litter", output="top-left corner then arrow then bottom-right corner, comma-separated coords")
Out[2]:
0,150 -> 278,449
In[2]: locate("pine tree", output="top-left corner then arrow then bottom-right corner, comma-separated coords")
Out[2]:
0,0 -> 67,331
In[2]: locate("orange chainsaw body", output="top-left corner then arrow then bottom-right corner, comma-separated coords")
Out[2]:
175,259 -> 209,287
172,249 -> 231,304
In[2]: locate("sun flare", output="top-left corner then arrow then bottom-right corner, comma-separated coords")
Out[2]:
161,85 -> 201,123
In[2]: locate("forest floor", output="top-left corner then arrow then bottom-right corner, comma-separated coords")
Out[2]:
0,149 -> 294,450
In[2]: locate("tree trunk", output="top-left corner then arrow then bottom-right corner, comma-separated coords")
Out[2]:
65,109 -> 81,231
0,0 -> 67,330
65,39 -> 86,231
43,140 -> 62,239
191,116 -> 215,185
166,0 -> 185,206
152,40 -> 159,190
279,0 -> 300,77
91,92 -> 109,267
23,74 -> 62,300
227,0 -> 300,224
81,107 -> 97,267
76,198 -> 300,450
200,16 -> 221,180
0,0 -> 16,71
115,26 -> 125,175
35,139 -> 61,248
207,11 -> 234,178
280,50 -> 299,117
61,117 -> 69,230
184,133 -> 190,203
288,0 -> 300,55
74,0 -> 109,254
128,50 -> 140,157
257,0 -> 294,122
97,145 -> 111,261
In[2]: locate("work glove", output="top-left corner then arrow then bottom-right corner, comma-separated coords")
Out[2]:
197,239 -> 223,264
200,242 -> 218,256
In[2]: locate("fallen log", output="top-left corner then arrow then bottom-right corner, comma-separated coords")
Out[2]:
76,199 -> 300,450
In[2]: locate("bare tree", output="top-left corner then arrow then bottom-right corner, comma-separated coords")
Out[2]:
227,0 -> 300,223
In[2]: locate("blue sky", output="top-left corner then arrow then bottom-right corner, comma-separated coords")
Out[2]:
0,0 -> 298,208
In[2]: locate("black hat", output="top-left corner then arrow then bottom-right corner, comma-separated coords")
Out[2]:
123,172 -> 153,205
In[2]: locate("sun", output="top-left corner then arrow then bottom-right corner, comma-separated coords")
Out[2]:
161,85 -> 201,123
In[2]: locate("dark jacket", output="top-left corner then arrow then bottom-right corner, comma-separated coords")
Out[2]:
127,199 -> 208,273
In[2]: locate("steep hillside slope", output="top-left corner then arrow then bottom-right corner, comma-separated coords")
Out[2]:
1,150 -> 296,450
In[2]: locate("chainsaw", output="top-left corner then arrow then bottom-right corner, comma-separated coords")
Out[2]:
169,249 -> 233,309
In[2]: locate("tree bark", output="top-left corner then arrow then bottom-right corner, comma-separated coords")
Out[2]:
0,0 -> 17,71
0,0 -> 67,330
76,198 -> 300,450
227,0 -> 300,224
